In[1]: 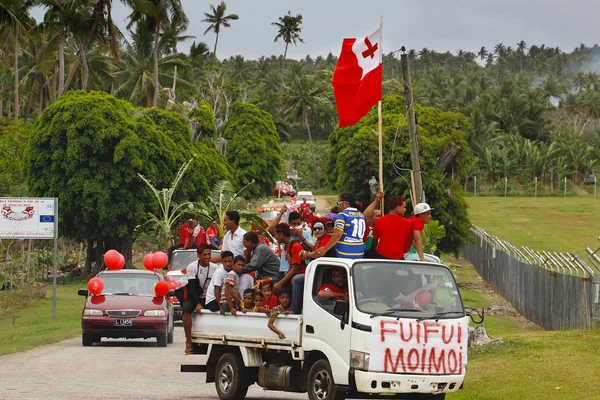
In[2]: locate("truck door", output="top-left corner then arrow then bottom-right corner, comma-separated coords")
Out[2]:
302,263 -> 352,385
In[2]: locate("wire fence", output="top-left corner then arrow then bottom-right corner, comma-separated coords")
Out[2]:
461,227 -> 600,330
464,175 -> 597,197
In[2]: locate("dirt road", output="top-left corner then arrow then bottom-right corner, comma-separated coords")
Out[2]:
0,326 -> 305,400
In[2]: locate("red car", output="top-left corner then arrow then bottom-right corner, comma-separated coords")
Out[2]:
78,269 -> 174,347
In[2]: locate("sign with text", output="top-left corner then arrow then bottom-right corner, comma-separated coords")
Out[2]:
0,198 -> 57,239
370,318 -> 468,375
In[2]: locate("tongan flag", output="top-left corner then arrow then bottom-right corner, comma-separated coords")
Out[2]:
332,28 -> 382,128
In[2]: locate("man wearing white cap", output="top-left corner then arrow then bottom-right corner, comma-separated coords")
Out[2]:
403,203 -> 433,261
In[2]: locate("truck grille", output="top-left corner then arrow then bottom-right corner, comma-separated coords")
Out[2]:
106,310 -> 141,317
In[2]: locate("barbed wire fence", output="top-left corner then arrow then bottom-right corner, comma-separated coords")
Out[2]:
461,227 -> 600,330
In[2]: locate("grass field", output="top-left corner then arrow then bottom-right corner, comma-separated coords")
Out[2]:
466,196 -> 600,252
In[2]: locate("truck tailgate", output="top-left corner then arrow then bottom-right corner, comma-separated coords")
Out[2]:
191,310 -> 302,347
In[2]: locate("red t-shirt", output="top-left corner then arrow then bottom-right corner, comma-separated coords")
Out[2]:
373,214 -> 412,259
299,203 -> 311,218
314,235 -> 331,251
319,283 -> 348,294
180,227 -> 192,248
262,294 -> 279,309
403,216 -> 425,253
194,226 -> 207,246
288,241 -> 307,275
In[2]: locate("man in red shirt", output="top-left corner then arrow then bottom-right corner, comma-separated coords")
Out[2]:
317,268 -> 348,301
299,198 -> 312,222
191,218 -> 207,249
372,196 -> 412,259
206,220 -> 221,250
403,203 -> 433,261
181,221 -> 194,249
272,223 -> 306,314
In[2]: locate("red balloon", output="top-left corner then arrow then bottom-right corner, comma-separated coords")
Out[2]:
88,277 -> 104,296
143,254 -> 154,271
152,251 -> 168,269
104,250 -> 121,270
154,281 -> 170,297
416,290 -> 432,307
115,254 -> 125,270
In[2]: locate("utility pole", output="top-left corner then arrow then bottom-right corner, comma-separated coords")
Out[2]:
400,47 -> 423,204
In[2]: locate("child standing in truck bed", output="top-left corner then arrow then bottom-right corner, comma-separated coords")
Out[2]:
268,289 -> 292,339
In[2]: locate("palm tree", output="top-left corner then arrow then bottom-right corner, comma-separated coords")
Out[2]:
124,0 -> 187,107
0,0 -> 35,122
272,11 -> 303,61
477,46 -> 488,65
516,40 -> 527,71
202,1 -> 238,58
284,75 -> 326,187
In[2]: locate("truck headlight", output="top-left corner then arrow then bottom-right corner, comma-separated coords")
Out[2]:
350,351 -> 370,371
83,309 -> 103,316
144,310 -> 166,316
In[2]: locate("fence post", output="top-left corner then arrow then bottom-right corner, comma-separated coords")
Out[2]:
474,176 -> 477,197
504,176 -> 507,197
595,176 -> 597,197
564,176 -> 567,197
534,176 -> 538,197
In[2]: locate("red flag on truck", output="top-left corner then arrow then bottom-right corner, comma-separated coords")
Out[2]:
332,28 -> 382,128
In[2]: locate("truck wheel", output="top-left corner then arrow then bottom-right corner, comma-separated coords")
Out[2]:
215,352 -> 249,400
156,333 -> 168,347
307,359 -> 346,400
82,333 -> 94,347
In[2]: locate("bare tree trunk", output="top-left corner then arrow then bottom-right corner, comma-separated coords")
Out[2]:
80,40 -> 89,90
153,24 -> 160,107
14,28 -> 19,123
62,15 -> 100,96
0,99 -> 3,118
213,31 -> 219,58
304,112 -> 320,188
58,33 -> 65,96
26,239 -> 32,283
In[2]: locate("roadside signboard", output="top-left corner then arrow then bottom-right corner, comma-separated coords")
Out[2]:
0,198 -> 57,239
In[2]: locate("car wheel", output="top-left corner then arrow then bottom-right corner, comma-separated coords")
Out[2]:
156,332 -> 168,347
82,333 -> 94,347
215,352 -> 249,400
307,359 -> 345,400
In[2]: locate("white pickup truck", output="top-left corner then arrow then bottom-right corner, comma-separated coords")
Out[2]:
182,258 -> 480,400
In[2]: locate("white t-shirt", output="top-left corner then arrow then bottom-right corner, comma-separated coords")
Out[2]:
238,273 -> 255,298
222,226 -> 247,257
205,266 -> 229,304
185,261 -> 217,298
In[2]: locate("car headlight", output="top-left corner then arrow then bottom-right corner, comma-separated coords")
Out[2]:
144,310 -> 166,317
350,351 -> 370,371
83,309 -> 103,316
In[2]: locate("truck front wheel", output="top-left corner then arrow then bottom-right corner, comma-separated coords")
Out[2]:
307,359 -> 346,400
215,352 -> 249,400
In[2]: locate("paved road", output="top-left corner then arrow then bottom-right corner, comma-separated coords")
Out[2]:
0,326 -> 306,400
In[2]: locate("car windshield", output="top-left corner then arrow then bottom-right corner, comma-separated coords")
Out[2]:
353,261 -> 464,319
101,273 -> 160,296
261,211 -> 279,221
171,251 -> 198,270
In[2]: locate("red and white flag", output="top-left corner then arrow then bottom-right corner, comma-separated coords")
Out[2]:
332,28 -> 382,128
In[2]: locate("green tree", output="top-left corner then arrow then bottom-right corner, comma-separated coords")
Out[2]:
188,100 -> 216,140
272,11 -> 303,61
222,102 -> 283,197
202,1 -> 238,58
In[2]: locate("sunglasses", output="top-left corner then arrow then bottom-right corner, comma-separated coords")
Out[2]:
313,227 -> 324,231
336,201 -> 349,206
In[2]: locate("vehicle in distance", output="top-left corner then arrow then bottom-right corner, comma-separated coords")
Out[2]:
584,171 -> 596,185
78,269 -> 174,347
273,180 -> 295,198
257,201 -> 293,225
295,190 -> 316,212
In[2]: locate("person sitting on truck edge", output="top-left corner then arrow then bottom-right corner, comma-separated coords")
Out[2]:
204,251 -> 234,313
179,243 -> 213,355
242,231 -> 280,283
241,288 -> 257,312
272,223 -> 308,314
260,279 -> 279,310
403,202 -> 434,262
206,220 -> 221,250
303,192 -> 366,260
190,218 -> 207,249
211,211 -> 246,263
185,244 -> 216,307
223,255 -> 246,315
254,291 -> 264,309
362,191 -> 384,255
268,289 -> 292,340
267,206 -> 313,287
371,196 -> 412,260
317,268 -> 349,303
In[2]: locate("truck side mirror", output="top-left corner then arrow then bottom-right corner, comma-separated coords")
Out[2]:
333,300 -> 348,317
78,289 -> 89,297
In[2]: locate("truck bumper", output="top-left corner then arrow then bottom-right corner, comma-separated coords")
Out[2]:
353,370 -> 464,395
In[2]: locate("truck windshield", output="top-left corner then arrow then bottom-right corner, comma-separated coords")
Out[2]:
353,261 -> 464,319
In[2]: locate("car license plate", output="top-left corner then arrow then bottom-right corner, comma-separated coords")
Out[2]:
113,319 -> 132,326
174,309 -> 182,316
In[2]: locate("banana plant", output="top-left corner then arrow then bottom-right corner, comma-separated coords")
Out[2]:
420,220 -> 446,254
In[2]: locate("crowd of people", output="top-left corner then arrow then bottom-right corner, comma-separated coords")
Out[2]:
175,192 -> 435,354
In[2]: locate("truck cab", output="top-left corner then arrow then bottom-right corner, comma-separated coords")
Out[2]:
183,258 -> 470,400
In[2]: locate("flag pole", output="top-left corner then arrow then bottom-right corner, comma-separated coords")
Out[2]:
377,16 -> 384,213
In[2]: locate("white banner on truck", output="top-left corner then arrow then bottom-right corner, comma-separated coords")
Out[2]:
0,198 -> 57,239
370,318 -> 468,375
